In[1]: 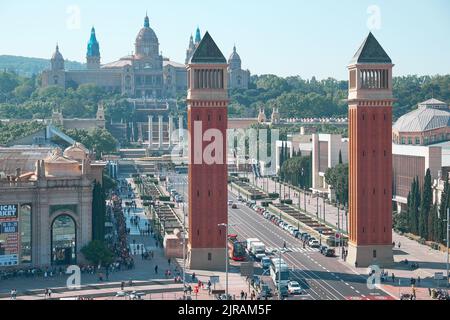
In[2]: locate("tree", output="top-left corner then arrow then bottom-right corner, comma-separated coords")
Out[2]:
92,181 -> 106,242
280,156 -> 312,189
419,169 -> 432,239
81,240 -> 114,267
324,163 -> 349,206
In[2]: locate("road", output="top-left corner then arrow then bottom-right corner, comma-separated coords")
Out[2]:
167,172 -> 393,300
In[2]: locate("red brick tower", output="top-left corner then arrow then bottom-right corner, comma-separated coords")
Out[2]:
187,32 -> 228,270
347,33 -> 394,267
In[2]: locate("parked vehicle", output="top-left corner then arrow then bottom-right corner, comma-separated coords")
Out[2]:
308,237 -> 317,245
232,204 -> 238,209
290,228 -> 299,236
228,200 -> 233,206
319,245 -> 328,254
309,240 -> 320,248
324,248 -> 335,257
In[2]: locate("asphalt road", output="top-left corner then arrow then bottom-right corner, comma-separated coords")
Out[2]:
167,173 -> 392,300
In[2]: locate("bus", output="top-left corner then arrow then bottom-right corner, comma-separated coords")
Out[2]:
228,234 -> 246,261
270,257 -> 290,288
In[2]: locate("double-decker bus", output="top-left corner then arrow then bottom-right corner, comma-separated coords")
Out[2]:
270,257 -> 290,287
228,234 -> 246,261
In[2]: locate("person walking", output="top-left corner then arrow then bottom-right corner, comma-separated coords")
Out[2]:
168,258 -> 171,266
121,281 -> 125,290
10,289 -> 16,300
154,265 -> 158,274
392,273 -> 395,283
398,242 -> 401,249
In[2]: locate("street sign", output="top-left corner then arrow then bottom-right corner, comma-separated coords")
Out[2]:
210,276 -> 219,284
240,262 -> 254,277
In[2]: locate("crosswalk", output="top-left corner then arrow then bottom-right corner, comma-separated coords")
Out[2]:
266,247 -> 319,253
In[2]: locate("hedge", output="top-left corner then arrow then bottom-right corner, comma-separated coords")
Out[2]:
159,196 -> 171,202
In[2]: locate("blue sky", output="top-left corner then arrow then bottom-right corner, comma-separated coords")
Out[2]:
1,0 -> 449,79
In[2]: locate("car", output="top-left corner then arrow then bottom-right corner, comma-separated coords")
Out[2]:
290,228 -> 299,236
319,245 -> 328,254
309,240 -> 320,248
278,221 -> 284,228
228,200 -> 234,206
261,256 -> 271,269
308,237 -> 317,245
287,281 -> 303,295
324,248 -> 335,257
232,204 -> 238,209
287,225 -> 294,232
293,230 -> 301,238
302,234 -> 311,242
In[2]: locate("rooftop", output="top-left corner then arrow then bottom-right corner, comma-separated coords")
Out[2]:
349,32 -> 392,64
189,31 -> 226,64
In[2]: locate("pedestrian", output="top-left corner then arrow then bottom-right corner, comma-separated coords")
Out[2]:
48,289 -> 52,298
10,289 -> 16,300
155,265 -> 158,274
240,290 -> 245,300
141,251 -> 144,260
398,242 -> 401,249
192,272 -> 196,281
417,276 -> 421,286
168,258 -> 171,266
244,292 -> 247,300
392,273 -> 395,283
121,281 -> 125,290
355,261 -> 358,268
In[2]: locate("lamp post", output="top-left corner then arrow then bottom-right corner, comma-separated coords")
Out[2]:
218,223 -> 237,300
446,208 -> 449,287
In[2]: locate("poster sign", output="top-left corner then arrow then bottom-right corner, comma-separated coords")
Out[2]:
0,205 -> 18,218
0,204 -> 19,266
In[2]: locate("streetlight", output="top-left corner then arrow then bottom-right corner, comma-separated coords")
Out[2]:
218,223 -> 237,300
446,208 -> 449,287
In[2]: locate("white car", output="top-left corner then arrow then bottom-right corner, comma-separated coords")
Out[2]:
228,200 -> 233,206
288,281 -> 303,295
309,240 -> 320,248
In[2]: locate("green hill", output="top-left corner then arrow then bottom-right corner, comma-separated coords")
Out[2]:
0,55 -> 85,77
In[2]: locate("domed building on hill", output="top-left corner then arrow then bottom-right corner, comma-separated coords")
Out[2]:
42,14 -> 187,99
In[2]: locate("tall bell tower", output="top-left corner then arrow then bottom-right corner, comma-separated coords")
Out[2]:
347,32 -> 394,267
187,32 -> 229,270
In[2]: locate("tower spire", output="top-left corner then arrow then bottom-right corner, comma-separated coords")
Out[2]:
144,12 -> 150,28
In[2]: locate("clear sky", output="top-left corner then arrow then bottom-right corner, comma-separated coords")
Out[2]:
1,0 -> 449,79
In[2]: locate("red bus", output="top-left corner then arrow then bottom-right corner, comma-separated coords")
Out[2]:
228,234 -> 246,261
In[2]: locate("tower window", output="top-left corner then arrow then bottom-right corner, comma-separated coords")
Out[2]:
219,115 -> 222,121
196,115 -> 200,121
197,229 -> 200,236
197,190 -> 200,197
362,227 -> 365,233
208,190 -> 211,197
208,114 -> 211,121
373,250 -> 377,258
208,253 -> 212,261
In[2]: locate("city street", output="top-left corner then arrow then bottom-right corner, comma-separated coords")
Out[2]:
168,172 -> 393,300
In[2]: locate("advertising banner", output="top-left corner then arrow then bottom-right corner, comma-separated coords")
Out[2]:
0,204 -> 19,266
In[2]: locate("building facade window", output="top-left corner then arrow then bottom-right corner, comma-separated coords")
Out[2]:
415,137 -> 420,145
401,137 -> 405,144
